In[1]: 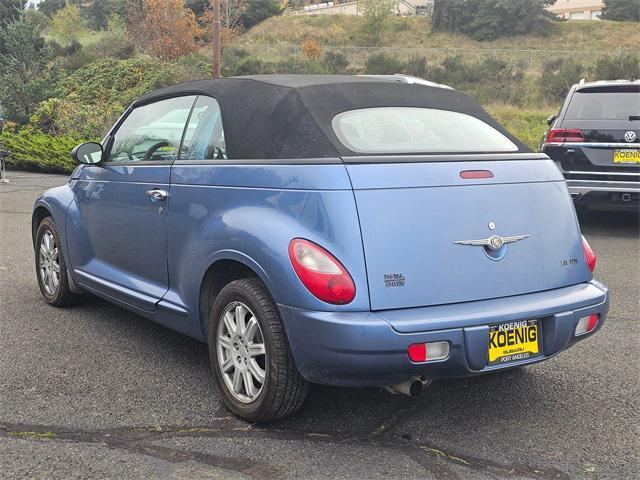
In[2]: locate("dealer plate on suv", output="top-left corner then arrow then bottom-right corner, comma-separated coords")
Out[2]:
488,319 -> 540,365
613,149 -> 640,164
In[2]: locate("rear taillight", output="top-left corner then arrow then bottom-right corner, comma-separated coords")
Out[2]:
546,129 -> 585,143
582,235 -> 596,272
289,238 -> 355,304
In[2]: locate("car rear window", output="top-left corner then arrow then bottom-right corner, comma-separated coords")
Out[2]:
332,107 -> 517,154
565,86 -> 640,120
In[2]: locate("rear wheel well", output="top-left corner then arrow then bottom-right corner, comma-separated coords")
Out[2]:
32,206 -> 52,246
200,260 -> 259,334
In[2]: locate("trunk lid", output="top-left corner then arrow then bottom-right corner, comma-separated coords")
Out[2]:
346,156 -> 591,311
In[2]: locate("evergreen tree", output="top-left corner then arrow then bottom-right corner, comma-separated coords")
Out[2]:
0,0 -> 25,24
0,13 -> 55,124
38,0 -> 65,17
432,0 -> 557,41
601,0 -> 640,21
241,0 -> 280,29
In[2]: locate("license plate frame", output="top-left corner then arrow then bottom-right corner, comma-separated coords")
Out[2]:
488,319 -> 541,366
613,149 -> 640,164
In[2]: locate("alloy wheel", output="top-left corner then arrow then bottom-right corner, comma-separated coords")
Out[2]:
39,231 -> 60,296
216,301 -> 267,403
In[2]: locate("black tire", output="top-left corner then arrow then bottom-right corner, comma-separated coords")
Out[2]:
35,217 -> 79,307
208,278 -> 308,422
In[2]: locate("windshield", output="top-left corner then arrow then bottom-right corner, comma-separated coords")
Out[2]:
332,107 -> 517,154
565,86 -> 640,120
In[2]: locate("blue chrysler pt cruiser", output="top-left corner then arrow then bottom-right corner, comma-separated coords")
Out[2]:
32,75 -> 609,421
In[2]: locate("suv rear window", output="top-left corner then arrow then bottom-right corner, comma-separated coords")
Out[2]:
332,107 -> 517,154
565,86 -> 640,120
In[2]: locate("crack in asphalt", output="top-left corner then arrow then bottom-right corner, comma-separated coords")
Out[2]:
0,420 -> 569,480
0,210 -> 31,215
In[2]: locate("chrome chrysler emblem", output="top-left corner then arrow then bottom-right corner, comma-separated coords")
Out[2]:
624,131 -> 637,143
454,234 -> 530,251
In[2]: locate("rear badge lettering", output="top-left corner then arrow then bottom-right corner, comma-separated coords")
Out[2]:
384,273 -> 405,288
560,258 -> 578,267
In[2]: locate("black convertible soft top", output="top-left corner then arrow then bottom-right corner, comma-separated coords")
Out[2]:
133,75 -> 530,159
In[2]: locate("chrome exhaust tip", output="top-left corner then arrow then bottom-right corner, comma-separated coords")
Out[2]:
385,376 -> 432,397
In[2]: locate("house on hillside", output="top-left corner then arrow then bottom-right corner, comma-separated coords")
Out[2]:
291,0 -> 434,16
546,0 -> 604,20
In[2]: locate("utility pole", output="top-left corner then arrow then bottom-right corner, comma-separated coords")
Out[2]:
212,0 -> 221,78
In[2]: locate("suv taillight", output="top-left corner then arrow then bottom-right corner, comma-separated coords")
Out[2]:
582,235 -> 596,272
546,129 -> 585,143
289,238 -> 356,304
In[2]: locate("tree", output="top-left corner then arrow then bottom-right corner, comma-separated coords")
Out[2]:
38,0 -> 66,18
360,0 -> 394,44
185,0 -> 210,18
84,0 -> 128,30
601,0 -> 640,21
0,14 -> 55,124
241,0 -> 280,29
300,36 -> 322,61
432,0 -> 557,41
128,0 -> 199,60
201,0 -> 246,41
202,0 -> 245,32
50,2 -> 88,43
0,0 -> 25,24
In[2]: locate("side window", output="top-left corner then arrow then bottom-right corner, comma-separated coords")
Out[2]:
108,96 -> 196,162
181,96 -> 227,160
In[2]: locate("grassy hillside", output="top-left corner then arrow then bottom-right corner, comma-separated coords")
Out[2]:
242,15 -> 640,52
486,105 -> 549,150
232,14 -> 637,151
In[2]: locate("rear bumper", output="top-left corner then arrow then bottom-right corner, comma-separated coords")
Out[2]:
566,180 -> 639,210
566,179 -> 640,195
278,281 -> 609,387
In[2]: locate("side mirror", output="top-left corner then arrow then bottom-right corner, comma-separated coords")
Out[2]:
72,142 -> 103,165
546,114 -> 557,126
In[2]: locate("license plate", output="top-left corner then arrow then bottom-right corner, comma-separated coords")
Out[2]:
613,149 -> 640,164
488,319 -> 540,365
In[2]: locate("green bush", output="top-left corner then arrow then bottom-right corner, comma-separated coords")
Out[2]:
323,51 -> 350,74
33,55 -> 186,138
365,52 -> 404,74
62,56 -> 182,107
425,56 -> 526,104
540,58 -> 586,101
593,55 -> 640,81
404,54 -> 427,77
0,129 -> 87,174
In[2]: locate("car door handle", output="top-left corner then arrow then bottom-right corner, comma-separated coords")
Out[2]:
146,189 -> 168,201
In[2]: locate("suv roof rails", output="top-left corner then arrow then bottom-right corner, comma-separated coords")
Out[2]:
575,78 -> 640,89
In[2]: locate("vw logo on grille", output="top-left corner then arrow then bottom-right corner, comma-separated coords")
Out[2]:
624,131 -> 637,143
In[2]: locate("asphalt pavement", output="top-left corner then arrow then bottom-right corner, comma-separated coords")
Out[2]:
1,171 -> 638,480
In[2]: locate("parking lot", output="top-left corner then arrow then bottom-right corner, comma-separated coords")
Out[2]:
0,171 -> 638,480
